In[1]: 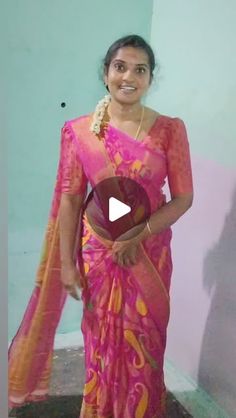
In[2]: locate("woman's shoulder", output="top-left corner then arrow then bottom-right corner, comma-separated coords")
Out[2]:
145,108 -> 187,151
145,107 -> 185,126
61,114 -> 95,140
64,113 -> 92,129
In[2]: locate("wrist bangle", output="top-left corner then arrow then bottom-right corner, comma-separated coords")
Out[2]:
146,220 -> 152,235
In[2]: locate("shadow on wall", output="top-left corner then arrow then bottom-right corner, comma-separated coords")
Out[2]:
198,185 -> 236,417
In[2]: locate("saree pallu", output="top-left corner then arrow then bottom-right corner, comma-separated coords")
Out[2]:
8,113 -> 193,418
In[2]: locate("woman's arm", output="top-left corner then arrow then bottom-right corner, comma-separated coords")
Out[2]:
112,117 -> 193,267
143,117 -> 193,238
143,192 -> 193,239
59,193 -> 86,299
112,192 -> 193,243
111,193 -> 193,267
59,193 -> 85,266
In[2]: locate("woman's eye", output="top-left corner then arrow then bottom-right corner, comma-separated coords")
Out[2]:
137,67 -> 146,74
114,63 -> 125,72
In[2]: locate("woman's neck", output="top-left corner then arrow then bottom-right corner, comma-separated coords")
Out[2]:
108,99 -> 143,123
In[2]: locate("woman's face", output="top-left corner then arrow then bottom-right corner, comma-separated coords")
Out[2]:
104,46 -> 152,105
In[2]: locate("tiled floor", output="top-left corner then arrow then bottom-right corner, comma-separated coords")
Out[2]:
9,347 -> 193,417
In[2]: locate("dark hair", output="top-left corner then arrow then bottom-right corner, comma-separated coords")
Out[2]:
103,34 -> 156,80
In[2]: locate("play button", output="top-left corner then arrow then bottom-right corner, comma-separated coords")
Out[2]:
84,176 -> 151,241
109,197 -> 131,222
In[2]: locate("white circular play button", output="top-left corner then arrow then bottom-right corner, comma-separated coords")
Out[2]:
84,176 -> 151,241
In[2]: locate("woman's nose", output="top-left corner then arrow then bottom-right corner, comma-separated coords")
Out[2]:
122,70 -> 135,83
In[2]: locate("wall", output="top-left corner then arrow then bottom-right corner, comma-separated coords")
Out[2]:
8,0 -> 153,339
8,0 -> 236,415
148,1 -> 236,416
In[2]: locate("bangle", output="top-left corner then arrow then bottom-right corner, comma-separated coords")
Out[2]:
146,220 -> 152,235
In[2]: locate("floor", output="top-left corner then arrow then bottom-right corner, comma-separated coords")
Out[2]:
9,346 -> 193,418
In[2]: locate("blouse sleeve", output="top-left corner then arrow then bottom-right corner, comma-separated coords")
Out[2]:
166,118 -> 193,197
58,122 -> 88,195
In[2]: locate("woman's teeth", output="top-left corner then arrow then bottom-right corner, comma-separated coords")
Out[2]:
120,86 -> 136,91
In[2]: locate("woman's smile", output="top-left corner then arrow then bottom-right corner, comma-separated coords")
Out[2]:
119,85 -> 137,94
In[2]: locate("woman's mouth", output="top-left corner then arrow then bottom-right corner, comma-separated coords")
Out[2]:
119,85 -> 137,93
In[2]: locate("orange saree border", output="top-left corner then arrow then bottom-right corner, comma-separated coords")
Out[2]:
8,214 -> 67,407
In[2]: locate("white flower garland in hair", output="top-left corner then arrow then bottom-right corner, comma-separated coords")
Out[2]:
90,94 -> 111,135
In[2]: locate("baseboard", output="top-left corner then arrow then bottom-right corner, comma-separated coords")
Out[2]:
164,359 -> 231,418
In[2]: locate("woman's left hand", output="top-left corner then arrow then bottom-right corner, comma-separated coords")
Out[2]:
112,223 -> 147,267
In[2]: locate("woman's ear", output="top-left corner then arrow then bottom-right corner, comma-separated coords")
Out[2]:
104,74 -> 108,87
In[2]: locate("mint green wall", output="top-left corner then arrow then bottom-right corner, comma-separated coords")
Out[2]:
8,0 -> 153,339
149,1 -> 236,416
148,0 -> 236,168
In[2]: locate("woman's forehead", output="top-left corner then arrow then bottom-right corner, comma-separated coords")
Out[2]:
112,47 -> 149,64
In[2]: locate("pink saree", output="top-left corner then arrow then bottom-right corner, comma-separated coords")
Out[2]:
8,113 -> 193,417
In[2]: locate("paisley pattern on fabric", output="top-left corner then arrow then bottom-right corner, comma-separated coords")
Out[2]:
8,113 -> 193,418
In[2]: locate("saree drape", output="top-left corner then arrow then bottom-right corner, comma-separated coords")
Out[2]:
8,113 -> 193,418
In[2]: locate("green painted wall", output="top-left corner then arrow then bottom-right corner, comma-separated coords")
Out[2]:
149,1 -> 236,416
148,0 -> 236,168
8,0 -> 153,340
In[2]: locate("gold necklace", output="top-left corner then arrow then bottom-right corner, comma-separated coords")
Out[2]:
134,106 -> 145,140
107,105 -> 145,140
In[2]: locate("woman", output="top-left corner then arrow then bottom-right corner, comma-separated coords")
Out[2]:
9,35 -> 193,417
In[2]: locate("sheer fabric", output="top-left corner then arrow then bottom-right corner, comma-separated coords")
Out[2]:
9,114 -> 193,418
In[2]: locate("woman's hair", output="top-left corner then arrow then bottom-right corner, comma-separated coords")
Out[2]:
103,34 -> 156,80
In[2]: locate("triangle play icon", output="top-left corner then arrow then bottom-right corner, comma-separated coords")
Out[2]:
109,197 -> 131,222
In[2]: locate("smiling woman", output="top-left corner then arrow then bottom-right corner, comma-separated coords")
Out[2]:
8,34 -> 193,418
102,37 -> 160,143
106,51 -> 151,98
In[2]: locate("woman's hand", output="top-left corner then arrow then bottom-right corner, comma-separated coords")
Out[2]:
60,263 -> 85,300
112,223 -> 148,268
112,239 -> 139,267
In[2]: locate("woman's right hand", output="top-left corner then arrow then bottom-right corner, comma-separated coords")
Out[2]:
60,263 -> 85,301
